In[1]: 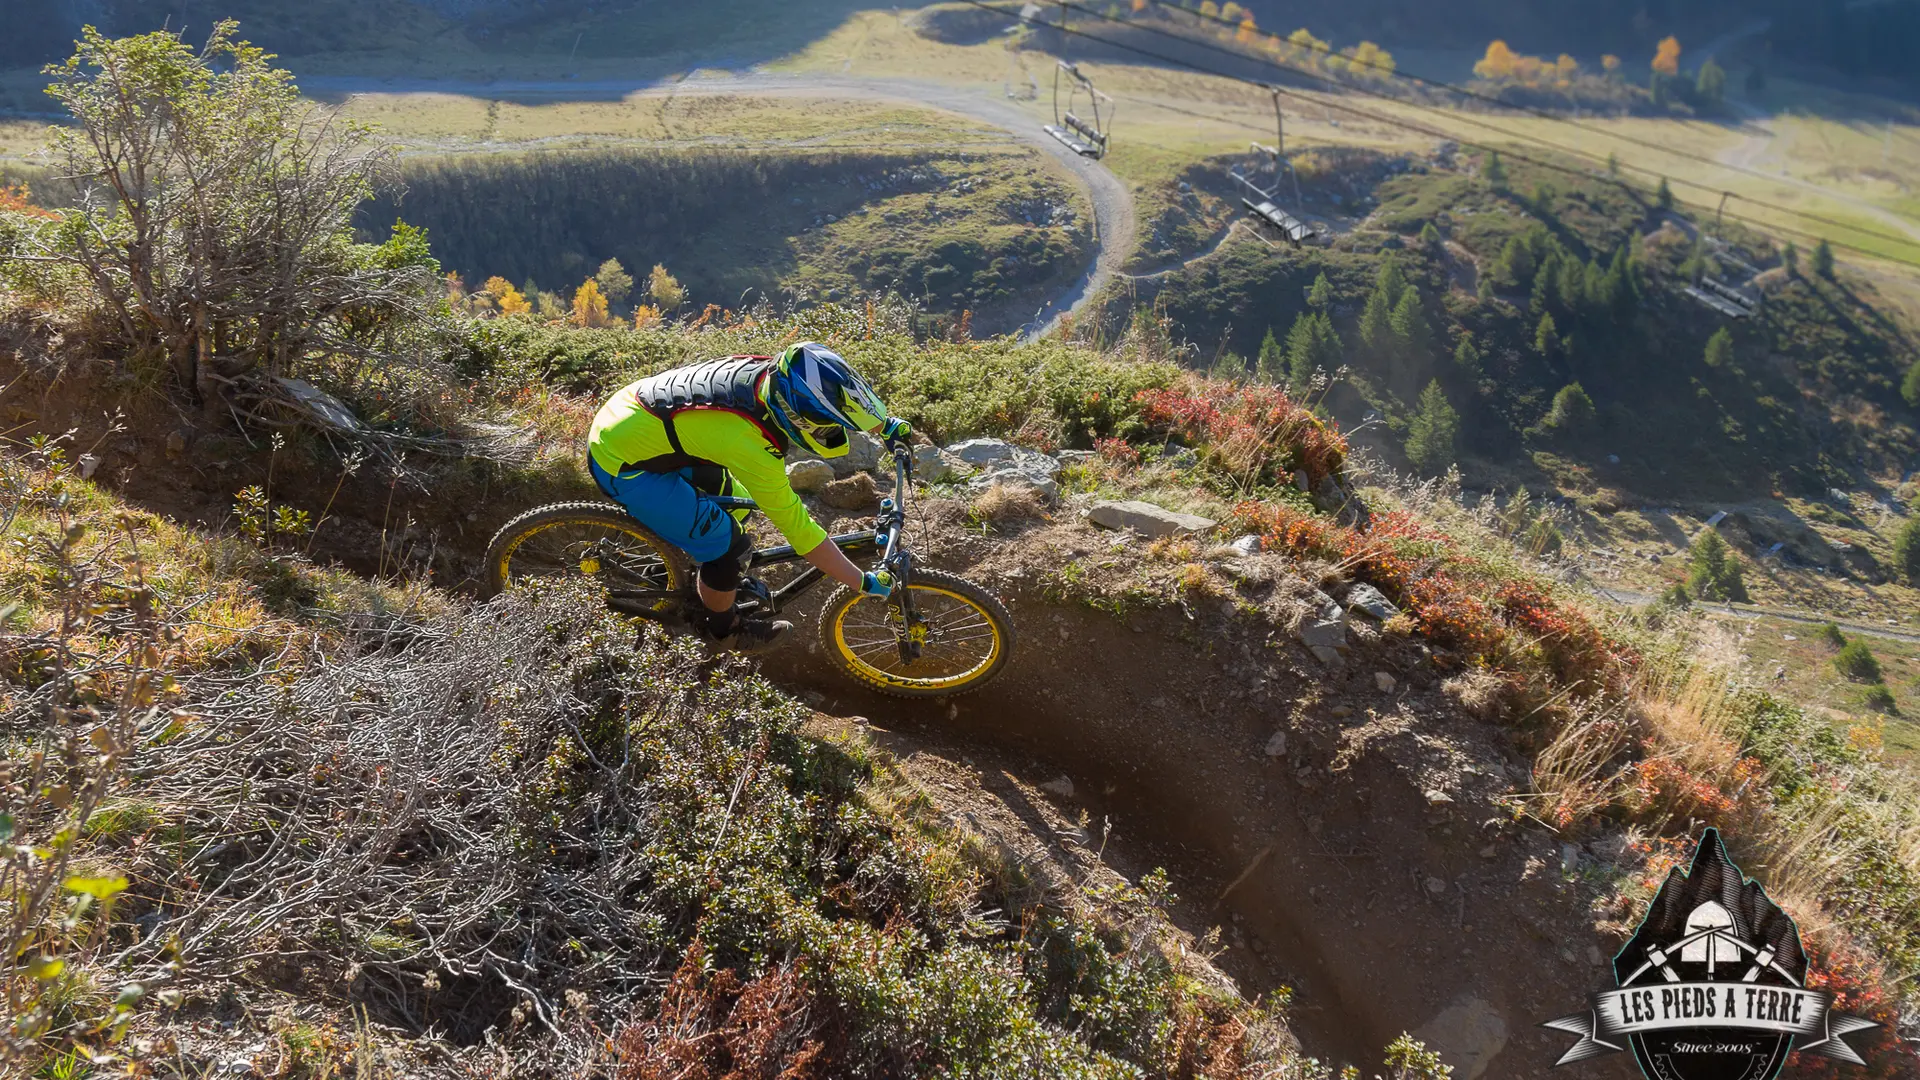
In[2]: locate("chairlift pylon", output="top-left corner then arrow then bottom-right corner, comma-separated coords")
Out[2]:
1044,60 -> 1113,159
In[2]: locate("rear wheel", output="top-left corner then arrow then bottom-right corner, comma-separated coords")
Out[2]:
482,502 -> 690,613
818,569 -> 1014,697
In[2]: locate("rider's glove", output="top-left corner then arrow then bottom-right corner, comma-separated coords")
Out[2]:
860,570 -> 895,598
881,417 -> 913,448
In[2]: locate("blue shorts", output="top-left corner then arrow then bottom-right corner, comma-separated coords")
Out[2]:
589,457 -> 744,565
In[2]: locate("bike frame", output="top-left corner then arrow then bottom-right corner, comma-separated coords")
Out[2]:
610,444 -> 926,663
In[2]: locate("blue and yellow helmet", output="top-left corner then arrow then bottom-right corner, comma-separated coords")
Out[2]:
766,342 -> 888,458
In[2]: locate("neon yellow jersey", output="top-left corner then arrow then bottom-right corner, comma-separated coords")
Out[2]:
589,383 -> 829,555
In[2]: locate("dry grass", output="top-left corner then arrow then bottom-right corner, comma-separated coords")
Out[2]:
968,481 -> 1048,525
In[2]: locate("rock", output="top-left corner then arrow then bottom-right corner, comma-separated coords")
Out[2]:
1344,582 -> 1400,621
1828,488 -> 1852,508
1423,788 -> 1452,805
1328,705 -> 1353,718
1264,730 -> 1288,758
1157,445 -> 1199,471
820,472 -> 881,511
911,443 -> 962,483
1309,645 -> 1343,667
1293,469 -> 1311,492
1226,534 -> 1261,557
946,438 -> 1017,466
1039,775 -> 1075,798
791,430 -> 883,478
1425,876 -> 1448,895
971,451 -> 1060,502
275,377 -> 363,433
164,430 -> 188,459
1374,671 -> 1397,693
1479,844 -> 1498,859
786,458 -> 835,493
1587,945 -> 1604,966
1412,996 -> 1508,1080
76,453 -> 100,479
1298,618 -> 1347,650
1296,591 -> 1348,650
1055,449 -> 1097,468
1088,499 -> 1216,538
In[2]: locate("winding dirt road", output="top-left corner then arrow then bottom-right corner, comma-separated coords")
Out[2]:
302,71 -> 1136,340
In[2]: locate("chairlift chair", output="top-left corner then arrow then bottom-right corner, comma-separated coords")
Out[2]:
1698,276 -> 1759,314
1044,61 -> 1113,159
1228,88 -> 1317,245
1683,284 -> 1752,319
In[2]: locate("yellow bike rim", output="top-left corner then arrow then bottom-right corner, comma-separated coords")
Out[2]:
496,517 -> 683,600
829,584 -> 1004,692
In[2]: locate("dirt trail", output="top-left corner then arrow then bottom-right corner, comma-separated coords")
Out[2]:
755,526 -> 1634,1077
300,70 -> 1136,341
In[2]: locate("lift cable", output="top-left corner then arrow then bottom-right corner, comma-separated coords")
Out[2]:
956,0 -> 1920,270
1042,0 -> 1920,257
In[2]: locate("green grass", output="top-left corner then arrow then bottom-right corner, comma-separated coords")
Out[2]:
1723,614 -> 1920,757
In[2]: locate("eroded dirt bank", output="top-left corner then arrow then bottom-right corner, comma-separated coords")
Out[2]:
764,517 -> 1639,1077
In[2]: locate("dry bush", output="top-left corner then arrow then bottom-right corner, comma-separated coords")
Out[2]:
0,506 -> 171,1070
968,482 -> 1046,526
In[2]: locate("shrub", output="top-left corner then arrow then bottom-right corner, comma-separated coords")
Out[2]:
1894,518 -> 1920,585
1863,684 -> 1897,714
1137,380 -> 1348,486
1834,640 -> 1883,683
1686,529 -> 1748,602
1818,622 -> 1847,648
1904,360 -> 1920,409
1540,382 -> 1595,434
1660,583 -> 1692,608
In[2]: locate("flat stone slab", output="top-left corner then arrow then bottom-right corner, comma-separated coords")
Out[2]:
1088,500 -> 1216,538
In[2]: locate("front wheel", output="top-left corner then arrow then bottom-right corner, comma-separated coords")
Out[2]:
818,569 -> 1015,697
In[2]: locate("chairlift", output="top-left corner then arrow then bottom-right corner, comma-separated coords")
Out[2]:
1044,61 -> 1112,159
1230,86 -> 1316,245
1683,283 -> 1752,319
1699,276 -> 1757,311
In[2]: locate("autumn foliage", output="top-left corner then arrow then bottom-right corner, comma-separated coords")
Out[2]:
1474,40 -> 1582,87
615,940 -> 830,1080
0,184 -> 55,219
1135,381 -> 1347,487
1652,36 -> 1682,77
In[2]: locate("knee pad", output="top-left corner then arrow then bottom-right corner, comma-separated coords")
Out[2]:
698,526 -> 753,593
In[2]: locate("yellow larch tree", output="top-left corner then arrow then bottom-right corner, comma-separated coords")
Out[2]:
572,278 -> 610,327
485,276 -> 530,317
1652,36 -> 1681,77
1475,40 -> 1518,81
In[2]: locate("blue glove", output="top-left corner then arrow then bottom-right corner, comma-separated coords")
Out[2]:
860,570 -> 895,598
881,417 -> 913,447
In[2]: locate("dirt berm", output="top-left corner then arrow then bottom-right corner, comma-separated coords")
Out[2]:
765,503 -> 1639,1077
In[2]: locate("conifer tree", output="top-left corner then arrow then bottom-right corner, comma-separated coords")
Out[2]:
1453,335 -> 1482,376
1405,380 -> 1459,475
1255,326 -> 1285,383
1485,151 -> 1508,191
1534,312 -> 1560,358
1389,289 -> 1429,357
1813,239 -> 1835,279
1687,528 -> 1748,602
1284,311 -> 1341,393
1703,326 -> 1734,369
1307,272 -> 1333,308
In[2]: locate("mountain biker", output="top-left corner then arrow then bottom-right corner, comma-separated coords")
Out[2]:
586,341 -> 911,650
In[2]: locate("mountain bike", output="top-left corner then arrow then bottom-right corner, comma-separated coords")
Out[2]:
480,444 -> 1015,697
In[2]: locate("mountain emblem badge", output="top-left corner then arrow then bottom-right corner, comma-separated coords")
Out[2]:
1544,828 -> 1877,1079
